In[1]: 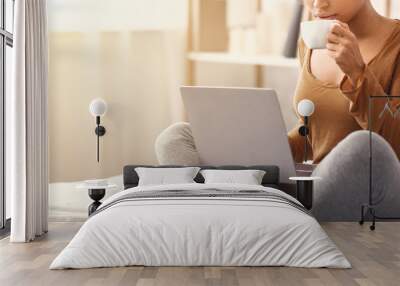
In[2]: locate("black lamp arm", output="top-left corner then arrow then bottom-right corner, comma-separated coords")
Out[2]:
94,116 -> 106,162
298,116 -> 310,163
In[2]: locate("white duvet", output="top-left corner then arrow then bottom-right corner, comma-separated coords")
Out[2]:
50,183 -> 351,269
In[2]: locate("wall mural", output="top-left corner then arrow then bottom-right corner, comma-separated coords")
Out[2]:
47,0 -> 400,219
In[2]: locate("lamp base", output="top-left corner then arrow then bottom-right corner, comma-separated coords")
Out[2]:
298,125 -> 309,136
95,126 -> 106,136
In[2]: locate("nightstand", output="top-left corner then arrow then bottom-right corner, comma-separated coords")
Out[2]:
289,176 -> 321,210
76,183 -> 117,216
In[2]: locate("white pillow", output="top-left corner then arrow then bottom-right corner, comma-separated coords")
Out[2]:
200,169 -> 266,185
135,167 -> 201,186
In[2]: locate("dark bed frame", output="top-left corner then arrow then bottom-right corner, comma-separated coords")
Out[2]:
122,164 -> 299,195
123,165 -> 280,189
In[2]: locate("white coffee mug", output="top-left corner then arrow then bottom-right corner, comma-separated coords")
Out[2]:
301,20 -> 335,49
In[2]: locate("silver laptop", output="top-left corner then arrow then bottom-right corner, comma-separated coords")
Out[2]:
181,86 -> 296,183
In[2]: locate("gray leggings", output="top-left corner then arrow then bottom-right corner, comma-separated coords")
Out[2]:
155,123 -> 400,221
312,130 -> 400,221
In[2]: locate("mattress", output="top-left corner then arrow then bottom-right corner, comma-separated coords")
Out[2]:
50,183 -> 350,269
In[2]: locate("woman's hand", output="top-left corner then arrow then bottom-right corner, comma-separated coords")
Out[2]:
326,21 -> 366,86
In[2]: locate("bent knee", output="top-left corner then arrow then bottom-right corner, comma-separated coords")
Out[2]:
335,130 -> 395,159
342,130 -> 370,149
315,130 -> 398,175
155,122 -> 199,165
156,122 -> 194,145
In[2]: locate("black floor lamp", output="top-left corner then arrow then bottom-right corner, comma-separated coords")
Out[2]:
359,95 -> 400,230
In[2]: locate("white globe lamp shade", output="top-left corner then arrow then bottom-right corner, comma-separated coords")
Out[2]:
297,99 -> 315,117
89,98 -> 107,117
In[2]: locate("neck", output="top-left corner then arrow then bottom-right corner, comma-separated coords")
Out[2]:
347,1 -> 383,39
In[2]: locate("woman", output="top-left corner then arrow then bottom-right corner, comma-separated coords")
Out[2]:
156,0 -> 400,220
289,0 -> 400,164
287,0 -> 400,220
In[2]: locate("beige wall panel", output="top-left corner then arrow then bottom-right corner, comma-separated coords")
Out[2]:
226,0 -> 258,28
192,0 -> 229,51
256,1 -> 295,55
49,31 -> 185,183
194,62 -> 256,86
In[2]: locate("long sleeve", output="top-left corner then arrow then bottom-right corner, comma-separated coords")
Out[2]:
339,54 -> 400,132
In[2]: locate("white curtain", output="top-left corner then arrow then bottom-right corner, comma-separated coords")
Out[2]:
9,0 -> 49,242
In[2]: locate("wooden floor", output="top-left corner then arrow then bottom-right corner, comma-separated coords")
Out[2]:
0,222 -> 400,286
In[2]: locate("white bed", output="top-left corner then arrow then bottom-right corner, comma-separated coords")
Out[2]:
50,183 -> 350,269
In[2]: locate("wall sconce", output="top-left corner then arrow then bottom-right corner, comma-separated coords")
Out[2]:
297,99 -> 315,163
89,98 -> 107,162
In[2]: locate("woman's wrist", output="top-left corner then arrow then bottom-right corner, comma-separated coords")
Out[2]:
347,64 -> 366,87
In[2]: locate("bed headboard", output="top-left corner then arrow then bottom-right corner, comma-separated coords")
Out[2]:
123,165 -> 280,190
